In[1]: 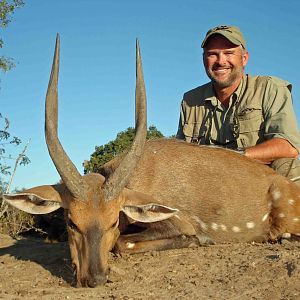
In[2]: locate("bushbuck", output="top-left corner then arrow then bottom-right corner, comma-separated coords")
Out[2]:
3,35 -> 300,288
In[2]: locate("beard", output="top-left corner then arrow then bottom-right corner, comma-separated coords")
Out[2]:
205,64 -> 244,89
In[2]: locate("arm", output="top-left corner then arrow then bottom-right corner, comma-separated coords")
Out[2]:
245,138 -> 299,164
248,77 -> 300,164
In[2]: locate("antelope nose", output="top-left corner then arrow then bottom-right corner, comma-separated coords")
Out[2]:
87,274 -> 107,287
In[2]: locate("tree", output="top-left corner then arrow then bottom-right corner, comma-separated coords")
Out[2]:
0,114 -> 32,237
84,125 -> 164,174
0,0 -> 25,73
0,0 -> 27,191
0,113 -> 30,194
0,1 -> 35,238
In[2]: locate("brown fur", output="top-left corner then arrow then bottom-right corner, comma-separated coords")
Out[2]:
106,139 -> 300,243
5,139 -> 300,287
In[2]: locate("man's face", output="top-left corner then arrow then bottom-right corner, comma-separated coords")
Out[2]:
203,34 -> 249,89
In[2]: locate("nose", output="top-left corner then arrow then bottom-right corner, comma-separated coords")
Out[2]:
87,273 -> 107,288
216,52 -> 227,65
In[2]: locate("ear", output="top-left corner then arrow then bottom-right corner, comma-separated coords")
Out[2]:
3,184 -> 69,214
242,50 -> 249,67
121,188 -> 179,222
121,203 -> 178,223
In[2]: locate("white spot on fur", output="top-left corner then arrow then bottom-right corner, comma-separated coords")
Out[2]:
293,217 -> 299,222
278,213 -> 285,218
262,213 -> 269,222
126,242 -> 135,249
246,222 -> 255,229
220,224 -> 227,231
288,199 -> 295,205
211,223 -> 218,231
232,226 -> 241,233
282,233 -> 291,238
271,189 -> 281,201
192,216 -> 208,232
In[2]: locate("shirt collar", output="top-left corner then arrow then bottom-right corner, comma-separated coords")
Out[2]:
204,75 -> 246,107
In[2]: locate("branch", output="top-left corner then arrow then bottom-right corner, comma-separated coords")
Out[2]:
6,138 -> 31,193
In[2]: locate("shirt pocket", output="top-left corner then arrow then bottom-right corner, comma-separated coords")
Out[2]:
238,107 -> 264,147
183,122 -> 203,143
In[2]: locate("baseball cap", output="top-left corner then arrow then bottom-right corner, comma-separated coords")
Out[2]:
201,25 -> 246,49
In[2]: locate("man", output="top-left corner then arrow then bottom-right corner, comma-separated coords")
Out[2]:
176,25 -> 300,184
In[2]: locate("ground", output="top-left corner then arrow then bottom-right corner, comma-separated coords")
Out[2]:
0,233 -> 299,300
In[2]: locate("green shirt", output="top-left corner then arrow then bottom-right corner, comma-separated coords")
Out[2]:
176,75 -> 300,151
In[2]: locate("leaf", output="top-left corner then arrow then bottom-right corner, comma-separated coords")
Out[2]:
0,130 -> 10,141
10,136 -> 21,145
19,155 -> 30,166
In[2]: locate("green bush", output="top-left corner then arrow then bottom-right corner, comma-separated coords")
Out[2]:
84,125 -> 164,174
0,199 -> 35,237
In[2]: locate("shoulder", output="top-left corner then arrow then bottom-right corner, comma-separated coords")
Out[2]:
182,82 -> 212,106
247,75 -> 292,91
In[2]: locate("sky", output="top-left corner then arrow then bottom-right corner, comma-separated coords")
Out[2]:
1,0 -> 300,191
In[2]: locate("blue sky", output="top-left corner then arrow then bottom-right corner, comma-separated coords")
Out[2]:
1,0 -> 300,190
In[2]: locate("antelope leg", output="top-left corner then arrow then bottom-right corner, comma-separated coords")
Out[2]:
114,234 -> 201,253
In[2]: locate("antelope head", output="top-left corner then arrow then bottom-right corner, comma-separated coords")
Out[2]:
3,35 -> 148,287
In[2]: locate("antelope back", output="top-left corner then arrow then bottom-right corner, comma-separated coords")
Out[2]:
119,139 -> 300,242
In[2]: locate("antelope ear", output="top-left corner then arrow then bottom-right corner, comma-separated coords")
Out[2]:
3,184 -> 69,214
121,203 -> 178,223
121,188 -> 179,222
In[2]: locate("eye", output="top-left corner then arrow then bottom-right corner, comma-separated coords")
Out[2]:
206,52 -> 217,59
67,219 -> 79,232
224,51 -> 235,57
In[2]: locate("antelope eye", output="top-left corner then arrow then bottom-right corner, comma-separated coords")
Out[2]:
67,219 -> 79,231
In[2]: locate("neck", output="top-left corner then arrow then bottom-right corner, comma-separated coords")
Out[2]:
213,76 -> 243,108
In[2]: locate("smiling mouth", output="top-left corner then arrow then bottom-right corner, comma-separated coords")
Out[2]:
213,68 -> 230,76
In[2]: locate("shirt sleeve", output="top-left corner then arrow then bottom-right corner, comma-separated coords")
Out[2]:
263,77 -> 300,152
176,100 -> 186,140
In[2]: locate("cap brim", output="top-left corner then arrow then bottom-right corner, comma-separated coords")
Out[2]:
201,32 -> 243,48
